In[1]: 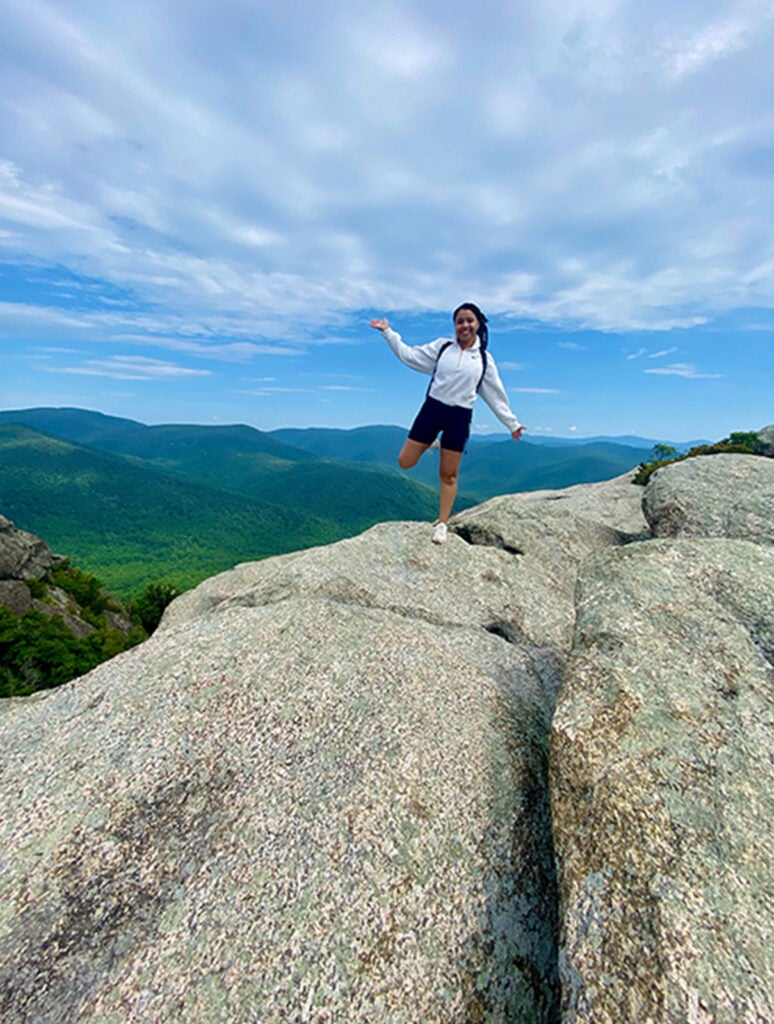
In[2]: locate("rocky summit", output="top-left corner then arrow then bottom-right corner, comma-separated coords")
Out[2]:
1,447 -> 772,1023
0,515 -> 132,639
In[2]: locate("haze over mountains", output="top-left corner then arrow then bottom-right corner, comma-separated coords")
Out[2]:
0,406 -> 674,596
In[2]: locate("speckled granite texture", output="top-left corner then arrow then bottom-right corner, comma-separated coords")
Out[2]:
2,463 -> 772,1022
7,475 -> 631,1023
552,536 -> 773,1020
2,595 -> 560,1022
644,452 -> 774,543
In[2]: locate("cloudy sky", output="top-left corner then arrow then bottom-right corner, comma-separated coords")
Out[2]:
1,0 -> 772,440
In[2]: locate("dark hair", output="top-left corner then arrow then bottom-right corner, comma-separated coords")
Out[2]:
453,302 -> 488,351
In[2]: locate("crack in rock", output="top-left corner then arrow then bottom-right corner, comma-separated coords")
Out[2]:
484,620 -> 523,644
452,524 -> 524,557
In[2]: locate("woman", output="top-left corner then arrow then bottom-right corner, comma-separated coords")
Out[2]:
369,302 -> 525,544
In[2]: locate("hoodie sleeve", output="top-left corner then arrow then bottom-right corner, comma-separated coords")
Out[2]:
382,327 -> 448,376
478,354 -> 523,433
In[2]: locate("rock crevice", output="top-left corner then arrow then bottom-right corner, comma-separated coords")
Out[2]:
1,451 -> 772,1023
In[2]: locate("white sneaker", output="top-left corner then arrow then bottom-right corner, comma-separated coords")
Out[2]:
431,521 -> 448,544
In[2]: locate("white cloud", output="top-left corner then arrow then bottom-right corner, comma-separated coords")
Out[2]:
43,355 -> 212,380
644,362 -> 723,379
627,344 -> 680,360
33,345 -> 83,355
512,387 -> 562,394
111,336 -> 302,360
664,8 -> 771,80
347,8 -> 449,82
239,386 -> 313,396
0,0 -> 773,341
0,299 -> 313,354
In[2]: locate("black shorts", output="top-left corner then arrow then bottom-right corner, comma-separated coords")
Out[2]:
408,396 -> 472,453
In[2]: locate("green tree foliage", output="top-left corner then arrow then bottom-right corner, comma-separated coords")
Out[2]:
129,582 -> 181,634
634,431 -> 762,485
725,431 -> 761,451
45,559 -> 118,620
0,606 -> 144,698
651,443 -> 679,462
0,423 -> 342,596
24,578 -> 46,600
0,558 -> 149,697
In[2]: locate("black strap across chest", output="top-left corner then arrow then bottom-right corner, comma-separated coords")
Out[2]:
427,341 -> 488,397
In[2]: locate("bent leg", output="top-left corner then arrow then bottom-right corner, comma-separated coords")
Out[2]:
438,448 -> 463,522
398,438 -> 430,470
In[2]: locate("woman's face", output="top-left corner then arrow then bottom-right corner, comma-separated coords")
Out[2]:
454,308 -> 479,347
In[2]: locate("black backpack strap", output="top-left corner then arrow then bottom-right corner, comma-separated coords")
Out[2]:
426,341 -> 453,397
427,341 -> 489,397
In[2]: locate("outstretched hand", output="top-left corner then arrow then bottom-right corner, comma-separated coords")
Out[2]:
512,426 -> 526,441
369,317 -> 389,331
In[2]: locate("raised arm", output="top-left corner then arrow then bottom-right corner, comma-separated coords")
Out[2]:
369,316 -> 446,375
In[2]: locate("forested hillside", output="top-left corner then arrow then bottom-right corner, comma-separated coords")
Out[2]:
0,407 -> 660,598
0,409 -> 441,531
270,424 -> 652,498
0,424 -> 341,595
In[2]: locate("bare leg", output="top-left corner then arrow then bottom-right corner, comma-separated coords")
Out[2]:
398,438 -> 430,470
438,448 -> 463,522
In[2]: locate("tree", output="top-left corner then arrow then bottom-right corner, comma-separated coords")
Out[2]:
130,582 -> 181,634
651,443 -> 678,461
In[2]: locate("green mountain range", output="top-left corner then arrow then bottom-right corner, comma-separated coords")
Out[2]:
0,423 -> 342,595
0,407 -> 652,598
270,425 -> 653,498
0,411 -> 440,595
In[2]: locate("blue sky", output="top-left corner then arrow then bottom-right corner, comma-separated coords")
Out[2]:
0,0 -> 772,441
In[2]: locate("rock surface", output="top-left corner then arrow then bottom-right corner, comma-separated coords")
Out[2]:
551,538 -> 773,1024
643,453 -> 774,543
1,546 -> 561,1023
1,461 -> 772,1022
476,470 -> 649,539
0,473 -> 643,1023
0,514 -> 55,580
163,471 -> 646,657
0,515 -> 133,641
0,579 -> 33,616
754,423 -> 774,457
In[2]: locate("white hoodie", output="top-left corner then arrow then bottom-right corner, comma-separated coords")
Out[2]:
382,327 -> 522,434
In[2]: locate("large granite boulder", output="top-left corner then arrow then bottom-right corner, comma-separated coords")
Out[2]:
551,537 -> 774,1023
754,424 -> 774,457
0,514 -> 55,580
0,579 -> 33,616
643,453 -> 774,543
1,475 -> 643,1023
163,472 -> 646,658
3,462 -> 771,1022
0,524 -> 566,1023
475,469 -> 648,540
